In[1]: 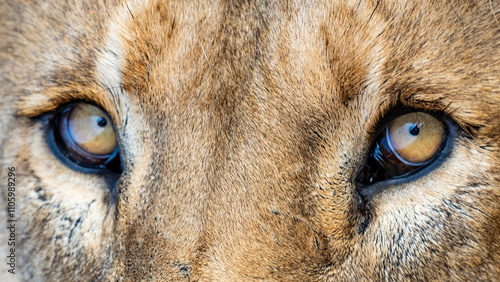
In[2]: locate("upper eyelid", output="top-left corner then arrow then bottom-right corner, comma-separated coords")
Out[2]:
367,104 -> 446,135
18,86 -> 122,125
30,99 -> 119,129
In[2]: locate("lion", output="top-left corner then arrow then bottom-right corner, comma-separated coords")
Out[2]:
0,0 -> 499,280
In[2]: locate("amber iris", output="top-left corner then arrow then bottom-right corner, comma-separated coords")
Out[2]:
387,112 -> 444,165
56,103 -> 118,167
361,111 -> 446,184
67,104 -> 117,156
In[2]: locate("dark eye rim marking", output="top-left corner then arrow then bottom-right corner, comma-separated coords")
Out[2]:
42,102 -> 123,176
357,108 -> 458,199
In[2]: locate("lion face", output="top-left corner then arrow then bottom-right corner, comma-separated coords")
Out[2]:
1,0 -> 499,280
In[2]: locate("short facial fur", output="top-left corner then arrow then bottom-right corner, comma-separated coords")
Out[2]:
0,0 -> 499,280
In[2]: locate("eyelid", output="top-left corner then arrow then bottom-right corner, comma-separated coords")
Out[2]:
18,88 -> 120,126
367,104 -> 444,137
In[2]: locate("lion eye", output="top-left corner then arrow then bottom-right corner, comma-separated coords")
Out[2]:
52,103 -> 121,172
387,112 -> 444,164
361,112 -> 446,184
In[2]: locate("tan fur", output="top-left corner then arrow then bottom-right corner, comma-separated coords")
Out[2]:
1,0 -> 499,280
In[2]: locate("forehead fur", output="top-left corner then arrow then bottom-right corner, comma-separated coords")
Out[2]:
87,0 -> 500,159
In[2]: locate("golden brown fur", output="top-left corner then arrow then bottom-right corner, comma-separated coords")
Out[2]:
1,0 -> 499,280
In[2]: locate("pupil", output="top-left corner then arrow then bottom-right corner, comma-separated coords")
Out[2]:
409,124 -> 420,136
97,117 -> 107,128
